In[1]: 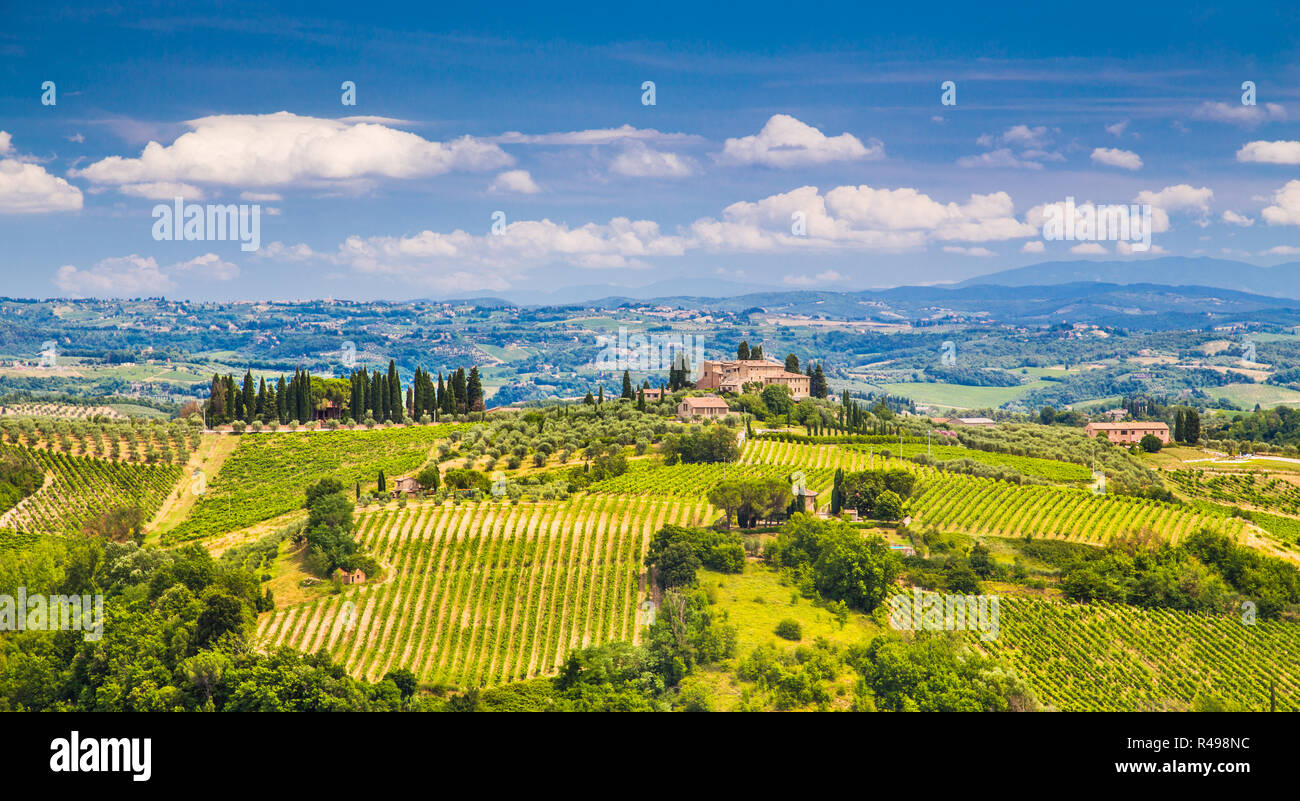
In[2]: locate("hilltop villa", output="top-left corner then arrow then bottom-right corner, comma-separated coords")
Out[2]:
696,358 -> 810,398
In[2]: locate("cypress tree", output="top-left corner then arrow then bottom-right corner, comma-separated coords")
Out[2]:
737,340 -> 750,360
276,376 -> 288,422
621,370 -> 634,400
256,377 -> 267,419
388,360 -> 402,422
242,371 -> 256,423
467,367 -> 484,412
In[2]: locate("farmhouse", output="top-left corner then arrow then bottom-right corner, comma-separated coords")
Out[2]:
1085,421 -> 1171,445
641,387 -> 664,402
793,486 -> 819,513
696,358 -> 810,398
335,568 -> 367,585
393,476 -> 421,495
313,400 -> 342,422
678,395 -> 731,419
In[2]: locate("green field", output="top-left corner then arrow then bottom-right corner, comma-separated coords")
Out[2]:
881,380 -> 1050,410
1212,382 -> 1300,409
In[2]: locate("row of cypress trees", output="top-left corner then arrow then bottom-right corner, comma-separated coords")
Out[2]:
205,362 -> 485,426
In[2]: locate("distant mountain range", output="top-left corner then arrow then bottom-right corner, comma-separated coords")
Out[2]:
446,256 -> 1300,307
954,256 -> 1300,300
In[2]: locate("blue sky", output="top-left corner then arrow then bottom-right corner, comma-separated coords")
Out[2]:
2,0 -> 1299,300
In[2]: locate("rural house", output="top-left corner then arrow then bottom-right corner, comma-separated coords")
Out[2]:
677,395 -> 731,419
1084,421 -> 1171,445
695,358 -> 811,398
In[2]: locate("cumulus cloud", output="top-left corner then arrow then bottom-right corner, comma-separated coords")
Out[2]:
255,241 -> 316,261
52,252 -> 240,296
1021,240 -> 1046,254
1091,147 -> 1143,170
1237,140 -> 1300,165
978,125 -> 1053,150
334,217 -> 689,292
1135,184 -> 1214,230
963,125 -> 1063,169
71,112 -> 512,190
0,131 -> 84,213
609,141 -> 695,177
1262,180 -> 1300,226
942,246 -> 994,257
1221,210 -> 1254,227
1263,245 -> 1300,256
1071,242 -> 1108,255
718,114 -> 883,168
488,169 -> 541,194
1193,101 -> 1285,127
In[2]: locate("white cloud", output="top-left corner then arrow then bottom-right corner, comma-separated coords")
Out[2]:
783,270 -> 846,286
119,181 -> 205,200
335,217 -> 688,292
71,112 -> 513,190
492,125 -> 704,146
1221,210 -> 1254,227
488,169 -> 541,194
0,131 -> 84,213
1105,120 -> 1129,137
1193,101 -> 1285,127
1116,241 -> 1167,255
1262,180 -> 1300,226
956,148 -> 1043,170
609,141 -> 695,177
718,114 -> 883,168
1237,140 -> 1300,165
1021,240 -> 1046,254
942,246 -> 995,257
240,191 -> 282,202
53,252 -> 241,297
1091,147 -> 1142,170
1135,184 -> 1214,230
256,241 -> 316,261
1263,245 -> 1300,256
1071,242 -> 1108,255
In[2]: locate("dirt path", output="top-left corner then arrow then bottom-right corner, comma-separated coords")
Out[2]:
144,433 -> 239,544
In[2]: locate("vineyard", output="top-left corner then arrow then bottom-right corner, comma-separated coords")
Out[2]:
968,595 -> 1300,711
909,471 -> 1247,544
163,424 -> 465,543
589,460 -> 834,499
0,444 -> 183,535
258,494 -> 711,687
1167,468 -> 1300,515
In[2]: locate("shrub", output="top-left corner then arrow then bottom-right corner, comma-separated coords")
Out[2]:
775,618 -> 802,641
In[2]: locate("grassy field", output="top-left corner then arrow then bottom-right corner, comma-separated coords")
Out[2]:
1211,382 -> 1300,409
880,380 -> 1050,410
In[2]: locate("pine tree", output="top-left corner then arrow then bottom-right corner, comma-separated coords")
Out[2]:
785,353 -> 800,373
737,340 -> 750,360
